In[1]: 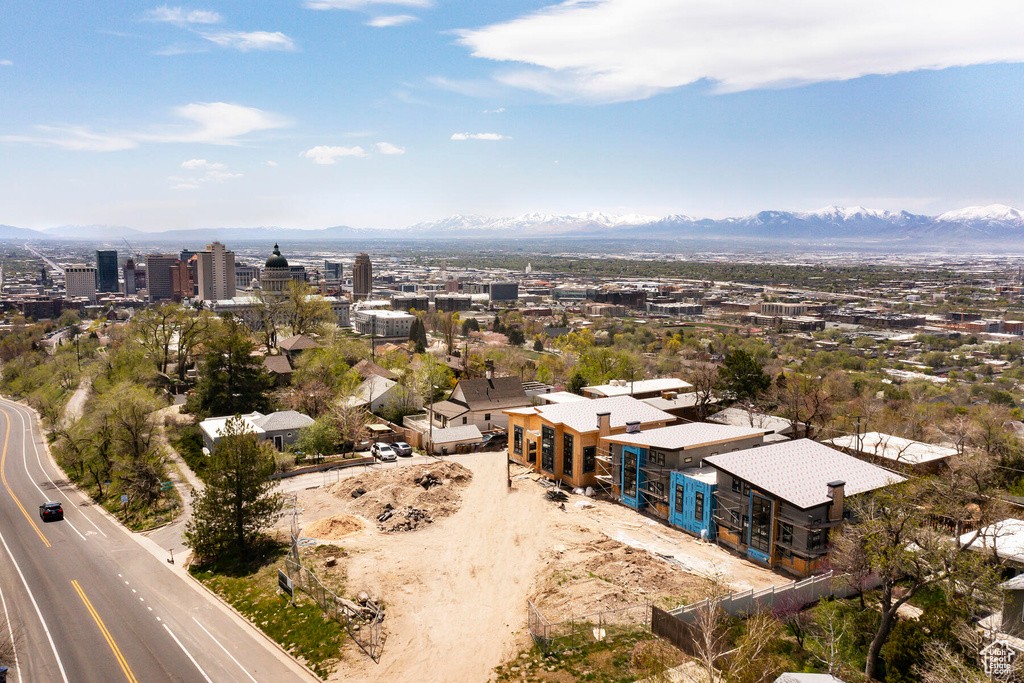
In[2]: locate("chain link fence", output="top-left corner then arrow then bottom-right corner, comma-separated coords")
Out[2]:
528,601 -> 651,654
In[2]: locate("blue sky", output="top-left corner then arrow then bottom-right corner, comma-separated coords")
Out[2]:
2,1 -> 1024,231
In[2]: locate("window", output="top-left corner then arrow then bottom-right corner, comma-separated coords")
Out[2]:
528,441 -> 537,464
675,484 -> 685,513
462,417 -> 467,424
484,413 -> 491,421
650,450 -> 665,466
743,483 -> 751,496
623,450 -> 637,498
541,426 -> 555,472
780,522 -> 793,546
684,456 -> 693,464
583,446 -> 596,473
513,426 -> 523,456
749,496 -> 772,554
694,491 -> 705,519
563,433 -> 574,476
808,529 -> 824,550
732,477 -> 742,493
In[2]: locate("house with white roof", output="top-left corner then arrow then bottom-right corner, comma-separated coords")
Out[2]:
582,377 -> 693,400
825,432 -> 957,474
599,423 -> 771,537
706,440 -> 904,577
199,410 -> 315,453
505,396 -> 674,489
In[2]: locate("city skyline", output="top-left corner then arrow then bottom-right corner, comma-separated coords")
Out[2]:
3,2 -> 1024,232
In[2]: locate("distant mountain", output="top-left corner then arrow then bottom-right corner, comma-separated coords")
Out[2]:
5,204 -> 1024,244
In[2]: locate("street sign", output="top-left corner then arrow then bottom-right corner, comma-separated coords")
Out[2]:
120,494 -> 129,504
160,482 -> 174,491
278,569 -> 294,597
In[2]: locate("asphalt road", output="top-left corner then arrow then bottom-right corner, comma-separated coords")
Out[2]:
0,397 -> 316,683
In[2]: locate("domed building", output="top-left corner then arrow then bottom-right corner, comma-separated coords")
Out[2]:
261,243 -> 291,297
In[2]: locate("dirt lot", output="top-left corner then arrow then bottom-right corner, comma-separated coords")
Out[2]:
290,454 -> 779,683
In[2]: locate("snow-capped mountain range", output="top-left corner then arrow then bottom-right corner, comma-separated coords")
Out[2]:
4,204 -> 1024,244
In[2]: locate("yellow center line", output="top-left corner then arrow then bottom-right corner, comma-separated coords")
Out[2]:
0,407 -> 50,548
72,580 -> 139,683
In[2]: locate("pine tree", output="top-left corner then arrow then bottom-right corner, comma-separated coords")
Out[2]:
184,416 -> 282,563
409,317 -> 428,353
187,320 -> 274,419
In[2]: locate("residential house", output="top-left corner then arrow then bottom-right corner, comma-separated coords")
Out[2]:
825,432 -> 957,474
344,375 -> 417,414
582,377 -> 693,400
199,410 -> 315,453
278,334 -> 321,364
960,518 -> 1024,576
353,359 -> 398,382
505,396 -> 674,489
427,424 -> 483,455
997,575 -> 1024,638
428,374 -> 531,432
599,423 -> 771,535
706,440 -> 904,577
707,407 -> 802,442
262,354 -> 293,385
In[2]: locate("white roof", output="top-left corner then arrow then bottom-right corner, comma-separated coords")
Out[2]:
826,432 -> 957,466
708,407 -> 794,435
431,424 -> 483,445
199,412 -> 267,440
584,377 -> 693,397
346,375 -> 398,407
526,396 -> 674,434
537,391 -> 591,404
604,422 -> 768,450
705,440 -> 905,509
960,518 -> 1024,564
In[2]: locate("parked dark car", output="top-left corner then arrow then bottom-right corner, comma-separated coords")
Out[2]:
481,432 -> 508,450
392,441 -> 413,457
39,501 -> 63,521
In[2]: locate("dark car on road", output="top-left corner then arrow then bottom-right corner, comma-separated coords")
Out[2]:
392,441 -> 413,457
39,501 -> 63,521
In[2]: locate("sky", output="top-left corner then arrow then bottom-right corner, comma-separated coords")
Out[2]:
2,1 -> 1024,231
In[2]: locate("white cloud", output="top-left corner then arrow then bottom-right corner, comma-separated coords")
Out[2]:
483,107 -> 505,114
1,102 -> 289,151
0,60 -> 12,67
302,145 -> 368,164
172,183 -> 201,191
202,31 -> 296,52
375,142 -> 406,155
450,132 -> 507,141
181,158 -> 226,170
305,0 -> 431,9
367,15 -> 418,27
456,0 -> 1024,102
264,160 -> 278,166
143,6 -> 222,26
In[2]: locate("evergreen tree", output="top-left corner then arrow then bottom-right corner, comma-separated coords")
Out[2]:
409,317 -> 428,353
719,349 -> 771,401
507,327 -> 525,346
567,369 -> 587,395
184,416 -> 282,563
188,320 -> 273,419
533,336 -> 545,352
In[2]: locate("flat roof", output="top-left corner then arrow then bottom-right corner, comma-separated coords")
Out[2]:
583,377 -> 693,397
603,423 -> 769,450
962,519 -> 1024,564
826,432 -> 957,466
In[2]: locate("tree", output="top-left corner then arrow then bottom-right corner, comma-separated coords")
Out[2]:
187,321 -> 274,419
507,327 -> 525,346
409,316 -> 428,353
438,312 -> 459,354
294,416 -> 340,462
284,280 -> 332,337
134,304 -> 177,373
686,362 -> 720,419
719,349 -> 771,402
567,369 -> 587,395
461,317 -> 479,337
184,416 -> 282,563
533,336 -> 545,352
170,306 -> 214,382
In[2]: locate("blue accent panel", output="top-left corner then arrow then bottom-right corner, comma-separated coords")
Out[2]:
667,470 -> 716,540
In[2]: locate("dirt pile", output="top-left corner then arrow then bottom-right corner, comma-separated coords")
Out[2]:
329,461 -> 473,532
305,514 -> 364,540
531,537 -> 703,621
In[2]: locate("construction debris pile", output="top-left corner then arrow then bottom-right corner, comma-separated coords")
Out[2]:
545,489 -> 569,503
329,461 -> 473,533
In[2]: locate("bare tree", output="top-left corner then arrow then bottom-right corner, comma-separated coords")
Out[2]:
912,642 -> 987,683
685,362 -> 719,420
722,611 -> 785,683
806,600 -> 849,676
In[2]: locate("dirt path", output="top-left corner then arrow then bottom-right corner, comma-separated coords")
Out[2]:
144,405 -> 203,559
63,376 -> 91,423
327,452 -> 551,683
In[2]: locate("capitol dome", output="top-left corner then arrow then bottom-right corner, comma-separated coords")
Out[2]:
265,243 -> 289,269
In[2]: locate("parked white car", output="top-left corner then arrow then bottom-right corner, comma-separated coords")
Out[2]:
371,442 -> 398,462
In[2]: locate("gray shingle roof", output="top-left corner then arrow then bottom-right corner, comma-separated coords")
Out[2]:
705,439 -> 904,509
534,396 -> 673,434
604,423 -> 769,450
456,376 -> 531,411
251,410 -> 314,432
431,424 -> 483,445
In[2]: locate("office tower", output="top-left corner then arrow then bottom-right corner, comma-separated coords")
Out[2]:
195,241 -> 236,301
65,265 -> 97,302
353,253 -> 372,301
261,243 -> 291,297
170,259 -> 193,301
95,250 -> 118,292
234,264 -> 260,291
123,259 -> 137,295
324,260 -> 343,284
145,254 -> 178,302
289,265 -> 307,283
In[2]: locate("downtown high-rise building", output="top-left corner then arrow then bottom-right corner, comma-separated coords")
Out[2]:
65,265 -> 97,302
123,259 -> 137,295
95,250 -> 118,293
145,254 -> 178,302
194,241 -> 236,301
352,253 -> 372,301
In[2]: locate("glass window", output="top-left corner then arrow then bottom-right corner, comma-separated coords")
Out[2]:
675,484 -> 685,513
528,441 -> 537,463
694,491 -> 704,519
541,426 -> 555,472
513,426 -> 523,455
732,477 -> 742,493
623,450 -> 637,498
462,417 -> 467,424
563,433 -> 574,476
808,529 -> 826,550
780,522 -> 793,545
749,496 -> 772,554
484,413 -> 491,421
684,456 -> 693,464
583,446 -> 596,473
